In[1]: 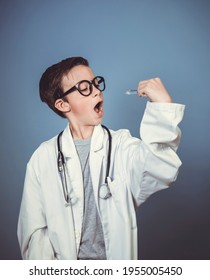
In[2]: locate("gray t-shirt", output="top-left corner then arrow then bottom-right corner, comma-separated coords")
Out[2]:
74,138 -> 106,260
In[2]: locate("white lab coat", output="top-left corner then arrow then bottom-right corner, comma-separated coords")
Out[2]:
17,102 -> 185,260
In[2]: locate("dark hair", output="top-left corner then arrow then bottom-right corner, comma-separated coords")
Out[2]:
39,56 -> 89,118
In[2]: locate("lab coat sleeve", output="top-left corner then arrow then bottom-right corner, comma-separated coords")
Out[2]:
17,161 -> 56,259
122,102 -> 185,207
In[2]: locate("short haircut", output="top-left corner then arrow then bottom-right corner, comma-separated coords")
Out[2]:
39,56 -> 89,118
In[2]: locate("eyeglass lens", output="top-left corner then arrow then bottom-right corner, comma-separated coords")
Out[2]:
78,76 -> 105,96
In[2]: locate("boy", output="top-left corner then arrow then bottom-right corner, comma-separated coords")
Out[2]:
17,56 -> 185,259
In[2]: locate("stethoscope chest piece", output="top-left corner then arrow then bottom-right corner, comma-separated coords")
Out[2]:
99,183 -> 112,200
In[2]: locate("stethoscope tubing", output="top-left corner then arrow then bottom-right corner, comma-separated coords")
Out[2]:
101,125 -> 112,184
57,125 -> 112,204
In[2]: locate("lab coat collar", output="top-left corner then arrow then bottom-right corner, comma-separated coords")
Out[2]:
61,124 -> 105,158
91,124 -> 105,152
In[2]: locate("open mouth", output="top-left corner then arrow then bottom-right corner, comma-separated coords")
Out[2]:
94,101 -> 103,114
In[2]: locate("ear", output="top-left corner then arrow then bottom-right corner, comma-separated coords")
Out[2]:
54,99 -> 71,114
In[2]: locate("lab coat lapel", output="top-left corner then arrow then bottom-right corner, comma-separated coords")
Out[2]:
61,125 -> 84,235
61,125 -> 84,199
90,125 -> 106,207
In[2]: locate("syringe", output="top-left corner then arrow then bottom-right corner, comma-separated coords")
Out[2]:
125,89 -> 138,95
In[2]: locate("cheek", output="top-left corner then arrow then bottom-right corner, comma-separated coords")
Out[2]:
71,99 -> 91,115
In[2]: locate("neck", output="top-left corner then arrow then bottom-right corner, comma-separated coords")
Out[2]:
69,123 -> 94,140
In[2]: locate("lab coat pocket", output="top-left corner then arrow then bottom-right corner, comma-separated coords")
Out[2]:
107,176 -> 137,230
27,227 -> 58,260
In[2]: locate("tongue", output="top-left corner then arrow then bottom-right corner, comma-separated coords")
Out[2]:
94,102 -> 102,113
95,106 -> 99,113
94,105 -> 103,116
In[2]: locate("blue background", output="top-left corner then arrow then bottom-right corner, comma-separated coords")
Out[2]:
0,0 -> 210,259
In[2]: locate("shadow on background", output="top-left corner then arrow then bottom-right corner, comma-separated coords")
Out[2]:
138,167 -> 210,259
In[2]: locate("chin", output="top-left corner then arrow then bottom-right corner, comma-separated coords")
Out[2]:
95,121 -> 102,126
93,118 -> 103,126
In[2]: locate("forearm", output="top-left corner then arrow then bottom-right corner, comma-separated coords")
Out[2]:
140,102 -> 185,151
139,102 -> 184,198
124,101 -> 185,206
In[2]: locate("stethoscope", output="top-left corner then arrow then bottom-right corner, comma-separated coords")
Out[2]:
57,125 -> 112,206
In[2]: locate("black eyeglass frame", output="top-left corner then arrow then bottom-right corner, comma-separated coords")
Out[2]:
57,76 -> 105,99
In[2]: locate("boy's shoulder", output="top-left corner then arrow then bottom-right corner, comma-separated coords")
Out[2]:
109,127 -> 138,144
109,127 -> 130,137
28,134 -> 58,164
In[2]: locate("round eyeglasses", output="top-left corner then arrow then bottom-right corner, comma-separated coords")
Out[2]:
57,76 -> 105,99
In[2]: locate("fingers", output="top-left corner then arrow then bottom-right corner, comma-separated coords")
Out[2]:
138,77 -> 160,95
137,78 -> 172,103
137,79 -> 151,98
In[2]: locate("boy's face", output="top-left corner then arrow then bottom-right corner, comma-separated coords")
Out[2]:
61,65 -> 104,127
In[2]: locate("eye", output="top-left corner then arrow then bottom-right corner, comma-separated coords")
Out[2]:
77,81 -> 90,95
80,86 -> 88,92
79,81 -> 89,90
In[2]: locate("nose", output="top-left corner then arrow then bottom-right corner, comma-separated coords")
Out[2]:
92,85 -> 102,97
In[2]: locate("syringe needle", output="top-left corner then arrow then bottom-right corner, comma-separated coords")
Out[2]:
125,89 -> 138,95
